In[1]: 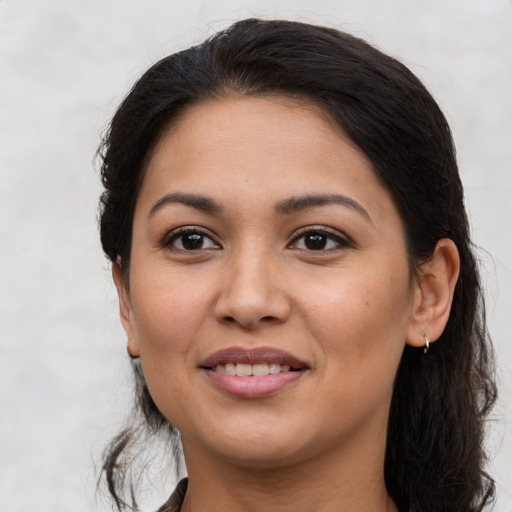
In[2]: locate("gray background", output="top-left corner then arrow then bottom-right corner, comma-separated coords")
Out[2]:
0,0 -> 511,510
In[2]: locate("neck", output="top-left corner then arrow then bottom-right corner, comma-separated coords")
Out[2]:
180,428 -> 397,512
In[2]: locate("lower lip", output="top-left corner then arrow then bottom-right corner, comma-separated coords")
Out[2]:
203,369 -> 307,398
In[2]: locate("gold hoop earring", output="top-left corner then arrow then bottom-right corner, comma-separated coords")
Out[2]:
421,331 -> 430,354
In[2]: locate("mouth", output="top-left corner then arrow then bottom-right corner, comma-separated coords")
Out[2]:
211,362 -> 299,376
200,347 -> 309,398
200,346 -> 309,373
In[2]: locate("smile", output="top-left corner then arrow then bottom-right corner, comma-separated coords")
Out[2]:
214,362 -> 293,376
201,347 -> 309,398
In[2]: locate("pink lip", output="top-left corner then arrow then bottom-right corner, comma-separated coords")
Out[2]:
200,347 -> 309,398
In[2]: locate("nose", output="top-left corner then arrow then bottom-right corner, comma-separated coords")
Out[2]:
214,248 -> 291,330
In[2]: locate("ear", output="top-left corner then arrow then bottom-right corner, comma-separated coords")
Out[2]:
406,239 -> 460,348
112,260 -> 140,358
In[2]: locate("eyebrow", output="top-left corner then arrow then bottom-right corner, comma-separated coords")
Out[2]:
148,192 -> 371,222
275,194 -> 372,221
149,192 -> 223,217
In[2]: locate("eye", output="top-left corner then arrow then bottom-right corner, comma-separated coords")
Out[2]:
290,227 -> 352,251
162,227 -> 220,251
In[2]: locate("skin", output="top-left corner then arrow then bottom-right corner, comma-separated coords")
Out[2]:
114,95 -> 460,511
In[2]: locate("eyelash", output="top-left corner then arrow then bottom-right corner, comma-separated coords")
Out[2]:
161,226 -> 221,251
161,226 -> 352,252
288,226 -> 353,252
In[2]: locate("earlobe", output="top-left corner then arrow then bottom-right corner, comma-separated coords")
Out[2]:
406,239 -> 460,349
112,260 -> 141,358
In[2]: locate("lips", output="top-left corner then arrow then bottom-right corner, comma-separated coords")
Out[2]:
200,347 -> 309,398
200,347 -> 308,369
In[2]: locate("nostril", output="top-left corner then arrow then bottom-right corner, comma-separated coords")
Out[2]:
220,314 -> 278,330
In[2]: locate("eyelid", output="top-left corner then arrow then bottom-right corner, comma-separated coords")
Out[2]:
288,225 -> 353,250
161,225 -> 222,250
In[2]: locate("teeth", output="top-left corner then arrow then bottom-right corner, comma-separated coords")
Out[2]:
252,363 -> 269,376
269,363 -> 281,374
214,363 -> 294,376
225,363 -> 236,376
236,363 -> 252,376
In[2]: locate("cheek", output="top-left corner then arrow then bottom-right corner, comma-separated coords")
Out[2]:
130,269 -> 211,362
129,277 -> 208,413
296,268 -> 412,437
305,266 -> 412,377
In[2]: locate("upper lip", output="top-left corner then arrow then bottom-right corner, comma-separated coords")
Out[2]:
200,347 -> 309,369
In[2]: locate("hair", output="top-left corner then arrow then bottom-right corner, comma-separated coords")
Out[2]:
97,18 -> 497,512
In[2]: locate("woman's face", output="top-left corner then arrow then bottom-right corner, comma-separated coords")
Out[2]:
118,95 -> 420,469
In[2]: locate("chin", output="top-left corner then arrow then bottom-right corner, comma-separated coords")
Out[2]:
214,441 -> 309,470
189,418 -> 318,469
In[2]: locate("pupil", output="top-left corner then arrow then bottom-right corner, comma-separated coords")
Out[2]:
305,233 -> 326,250
183,234 -> 203,250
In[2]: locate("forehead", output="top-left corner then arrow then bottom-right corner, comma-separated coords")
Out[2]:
160,95 -> 357,162
138,95 -> 396,223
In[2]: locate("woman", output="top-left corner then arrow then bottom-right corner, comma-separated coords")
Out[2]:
97,18 -> 496,512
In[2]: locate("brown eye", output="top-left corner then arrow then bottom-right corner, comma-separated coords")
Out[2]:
164,228 -> 220,251
290,228 -> 352,252
181,233 -> 204,250
304,233 -> 328,250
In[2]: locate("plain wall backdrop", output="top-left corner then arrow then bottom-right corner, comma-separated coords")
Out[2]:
0,0 -> 511,510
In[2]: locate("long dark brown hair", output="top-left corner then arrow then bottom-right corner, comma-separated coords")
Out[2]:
97,18 -> 497,511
